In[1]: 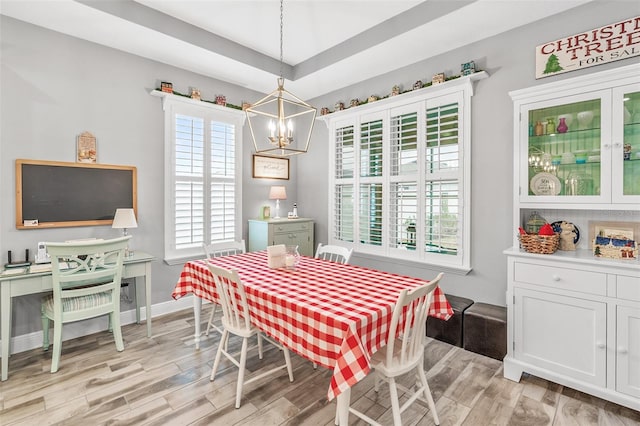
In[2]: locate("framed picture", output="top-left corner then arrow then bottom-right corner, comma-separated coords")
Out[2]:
589,220 -> 639,259
261,205 -> 271,219
77,131 -> 97,163
252,155 -> 289,180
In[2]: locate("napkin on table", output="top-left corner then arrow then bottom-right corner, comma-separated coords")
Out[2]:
267,244 -> 286,269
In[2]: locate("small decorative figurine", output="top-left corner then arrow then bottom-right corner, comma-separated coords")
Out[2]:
215,95 -> 226,106
391,85 -> 401,96
559,221 -> 577,251
335,102 -> 345,111
242,102 -> 252,111
190,88 -> 201,100
461,61 -> 476,76
350,99 -> 359,108
367,95 -> 378,103
160,81 -> 173,93
320,107 -> 330,115
432,73 -> 445,85
413,80 -> 423,90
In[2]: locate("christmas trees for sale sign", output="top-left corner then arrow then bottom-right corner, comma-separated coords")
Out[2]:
536,16 -> 639,79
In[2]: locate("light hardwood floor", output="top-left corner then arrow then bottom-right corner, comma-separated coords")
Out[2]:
1,308 -> 638,425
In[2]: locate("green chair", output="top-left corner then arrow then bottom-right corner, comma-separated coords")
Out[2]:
41,236 -> 131,373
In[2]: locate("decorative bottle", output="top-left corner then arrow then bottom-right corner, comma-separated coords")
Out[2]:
528,123 -> 534,136
546,118 -> 556,134
534,121 -> 544,136
557,117 -> 568,133
292,203 -> 298,218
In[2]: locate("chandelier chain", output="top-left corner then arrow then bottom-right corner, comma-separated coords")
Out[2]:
279,0 -> 284,79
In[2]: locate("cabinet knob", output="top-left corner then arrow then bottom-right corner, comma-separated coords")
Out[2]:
552,275 -> 560,282
603,144 -> 611,149
617,346 -> 628,354
596,342 -> 606,349
613,142 -> 622,148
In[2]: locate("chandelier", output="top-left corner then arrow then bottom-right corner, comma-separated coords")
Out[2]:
245,0 -> 316,158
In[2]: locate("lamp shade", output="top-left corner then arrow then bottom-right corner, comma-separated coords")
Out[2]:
112,208 -> 138,229
269,186 -> 287,200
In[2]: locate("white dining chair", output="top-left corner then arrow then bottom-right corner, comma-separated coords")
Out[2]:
312,243 -> 354,369
41,236 -> 130,373
314,243 -> 353,264
207,263 -> 294,409
202,240 -> 246,337
346,273 -> 444,426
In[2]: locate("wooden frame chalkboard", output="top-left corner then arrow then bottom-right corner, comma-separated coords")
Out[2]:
16,159 -> 137,229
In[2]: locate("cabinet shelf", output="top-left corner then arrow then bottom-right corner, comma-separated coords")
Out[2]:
529,128 -> 600,141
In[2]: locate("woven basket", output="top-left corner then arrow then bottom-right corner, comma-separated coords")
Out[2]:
519,233 -> 559,254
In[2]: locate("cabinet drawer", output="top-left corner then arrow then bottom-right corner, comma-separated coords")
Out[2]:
272,222 -> 311,233
618,275 -> 640,301
513,262 -> 606,296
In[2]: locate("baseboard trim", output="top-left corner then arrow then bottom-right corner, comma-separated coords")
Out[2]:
6,296 -> 198,355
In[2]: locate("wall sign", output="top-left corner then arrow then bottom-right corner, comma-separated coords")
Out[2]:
536,16 -> 640,79
252,154 -> 289,180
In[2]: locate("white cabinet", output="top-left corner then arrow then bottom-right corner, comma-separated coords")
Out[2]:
505,63 -> 640,412
248,218 -> 315,257
617,305 -> 640,399
510,63 -> 640,212
513,284 -> 607,387
504,253 -> 640,411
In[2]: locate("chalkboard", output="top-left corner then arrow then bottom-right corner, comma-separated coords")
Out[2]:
16,159 -> 137,229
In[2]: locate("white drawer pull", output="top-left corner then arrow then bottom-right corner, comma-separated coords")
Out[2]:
596,342 -> 605,349
552,275 -> 560,282
617,346 -> 628,354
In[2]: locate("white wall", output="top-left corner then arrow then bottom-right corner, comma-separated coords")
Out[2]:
1,2 -> 637,342
0,16 -> 298,337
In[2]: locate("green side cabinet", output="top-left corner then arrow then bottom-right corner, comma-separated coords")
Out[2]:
248,218 -> 315,257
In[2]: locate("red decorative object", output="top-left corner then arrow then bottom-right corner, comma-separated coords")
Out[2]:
538,223 -> 555,236
215,95 -> 226,106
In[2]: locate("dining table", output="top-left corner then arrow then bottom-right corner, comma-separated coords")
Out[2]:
172,250 -> 452,425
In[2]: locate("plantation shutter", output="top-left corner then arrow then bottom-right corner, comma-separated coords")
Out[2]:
210,121 -> 236,242
175,114 -> 205,250
334,124 -> 355,242
424,100 -> 461,256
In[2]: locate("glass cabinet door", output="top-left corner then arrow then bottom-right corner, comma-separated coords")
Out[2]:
522,91 -> 609,203
612,85 -> 640,204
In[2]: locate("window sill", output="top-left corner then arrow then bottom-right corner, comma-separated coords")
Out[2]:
353,251 -> 472,276
164,254 -> 204,266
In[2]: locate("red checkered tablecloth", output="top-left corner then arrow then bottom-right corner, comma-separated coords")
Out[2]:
172,251 -> 452,400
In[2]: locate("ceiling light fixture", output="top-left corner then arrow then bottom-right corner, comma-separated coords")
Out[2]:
245,0 -> 316,158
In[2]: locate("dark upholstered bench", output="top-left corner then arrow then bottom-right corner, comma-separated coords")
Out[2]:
463,302 -> 507,360
427,294 -> 474,347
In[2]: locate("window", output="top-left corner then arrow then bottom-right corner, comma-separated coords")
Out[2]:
325,79 -> 478,271
156,93 -> 245,263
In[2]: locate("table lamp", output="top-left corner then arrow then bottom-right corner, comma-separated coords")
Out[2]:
112,208 -> 137,256
269,186 -> 287,219
112,208 -> 138,236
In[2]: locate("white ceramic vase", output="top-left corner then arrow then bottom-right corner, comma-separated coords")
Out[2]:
577,111 -> 594,129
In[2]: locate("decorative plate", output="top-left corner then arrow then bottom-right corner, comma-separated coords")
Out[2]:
530,172 -> 561,196
551,221 -> 580,244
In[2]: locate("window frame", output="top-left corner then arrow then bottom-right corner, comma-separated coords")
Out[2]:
323,77 -> 481,272
154,92 -> 245,264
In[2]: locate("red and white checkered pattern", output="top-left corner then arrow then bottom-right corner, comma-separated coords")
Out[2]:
172,251 -> 452,400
